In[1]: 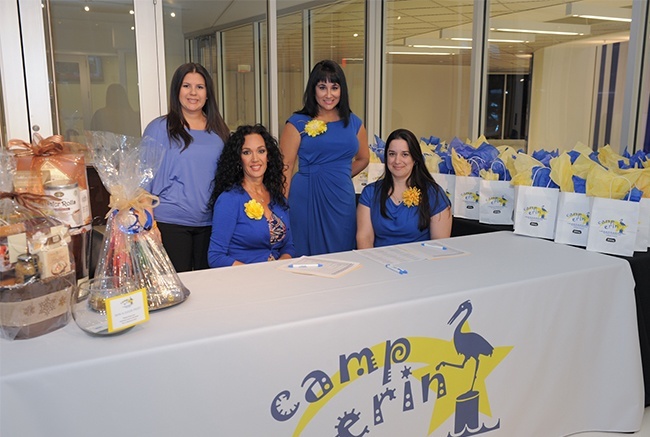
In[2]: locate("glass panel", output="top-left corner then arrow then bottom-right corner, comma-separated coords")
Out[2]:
222,24 -> 257,129
0,67 -> 5,148
311,0 -> 366,122
277,11 -> 304,134
383,0 -> 471,142
487,0 -> 632,152
47,1 -> 140,140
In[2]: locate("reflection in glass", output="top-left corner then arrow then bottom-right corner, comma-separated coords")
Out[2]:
311,0 -> 366,123
487,0 -> 632,152
46,1 -> 140,141
0,68 -> 5,147
277,12 -> 304,134
222,24 -> 257,129
383,0 -> 471,142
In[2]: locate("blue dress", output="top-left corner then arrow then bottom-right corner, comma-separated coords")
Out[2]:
358,181 -> 451,247
208,187 -> 295,267
287,113 -> 362,256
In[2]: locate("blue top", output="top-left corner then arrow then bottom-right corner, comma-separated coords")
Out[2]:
144,116 -> 224,226
359,180 -> 451,247
208,186 -> 295,267
287,113 -> 362,256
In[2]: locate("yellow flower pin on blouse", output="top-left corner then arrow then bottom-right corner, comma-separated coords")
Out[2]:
402,187 -> 421,208
244,199 -> 264,220
303,119 -> 327,137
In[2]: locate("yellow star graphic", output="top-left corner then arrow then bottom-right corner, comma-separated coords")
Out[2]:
292,331 -> 511,436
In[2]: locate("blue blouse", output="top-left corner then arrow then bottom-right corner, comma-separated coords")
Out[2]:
359,181 -> 451,247
208,187 -> 295,267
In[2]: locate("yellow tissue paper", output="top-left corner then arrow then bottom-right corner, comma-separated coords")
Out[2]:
470,135 -> 489,148
479,169 -> 500,180
549,153 -> 574,192
369,150 -> 382,164
586,164 -> 640,199
451,149 -> 472,176
572,142 -> 593,157
510,152 -> 544,186
597,145 -> 628,170
572,154 -> 600,179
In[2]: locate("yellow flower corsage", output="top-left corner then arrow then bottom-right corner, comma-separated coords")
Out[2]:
303,119 -> 327,137
244,199 -> 264,220
402,187 -> 421,208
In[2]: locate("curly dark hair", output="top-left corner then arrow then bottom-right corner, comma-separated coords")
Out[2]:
297,60 -> 352,127
208,124 -> 287,210
376,128 -> 446,231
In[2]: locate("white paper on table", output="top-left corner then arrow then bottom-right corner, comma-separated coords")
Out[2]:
279,256 -> 361,278
354,246 -> 425,265
405,241 -> 469,260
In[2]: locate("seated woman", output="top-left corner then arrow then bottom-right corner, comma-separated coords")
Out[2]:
208,125 -> 294,267
356,128 -> 452,248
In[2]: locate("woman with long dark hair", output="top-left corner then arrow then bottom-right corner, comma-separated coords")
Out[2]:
356,128 -> 452,248
208,124 -> 294,267
280,59 -> 369,256
144,62 -> 230,271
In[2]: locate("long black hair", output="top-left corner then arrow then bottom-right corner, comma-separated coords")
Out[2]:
166,62 -> 230,151
296,60 -> 352,127
377,128 -> 446,231
208,124 -> 287,210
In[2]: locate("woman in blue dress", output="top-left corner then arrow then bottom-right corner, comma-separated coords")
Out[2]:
280,60 -> 369,256
357,129 -> 452,248
208,125 -> 295,267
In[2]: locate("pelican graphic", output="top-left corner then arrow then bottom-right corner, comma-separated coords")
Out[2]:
436,300 -> 494,393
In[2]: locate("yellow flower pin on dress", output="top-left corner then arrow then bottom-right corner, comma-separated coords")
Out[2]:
244,199 -> 264,220
303,119 -> 327,137
402,187 -> 421,208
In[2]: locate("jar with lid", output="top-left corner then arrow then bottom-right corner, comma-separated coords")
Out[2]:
15,253 -> 39,283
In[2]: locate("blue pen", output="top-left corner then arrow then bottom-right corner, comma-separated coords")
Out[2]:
421,242 -> 447,250
289,263 -> 323,268
385,264 -> 408,275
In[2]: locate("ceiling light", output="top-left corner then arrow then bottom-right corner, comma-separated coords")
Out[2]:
387,46 -> 460,56
566,3 -> 632,23
84,6 -> 90,12
490,20 -> 590,36
388,51 -> 452,56
171,12 -> 176,17
439,29 -> 535,43
129,10 -> 134,15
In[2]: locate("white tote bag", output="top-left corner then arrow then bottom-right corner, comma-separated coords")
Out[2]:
453,176 -> 480,220
586,196 -> 639,257
479,179 -> 514,225
635,198 -> 650,252
513,185 -> 560,239
554,191 -> 591,247
432,173 -> 455,210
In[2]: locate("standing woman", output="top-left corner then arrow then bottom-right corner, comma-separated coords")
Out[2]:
356,128 -> 452,248
280,59 -> 369,256
144,62 -> 230,272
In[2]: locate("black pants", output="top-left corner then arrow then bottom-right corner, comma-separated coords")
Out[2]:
156,222 -> 211,272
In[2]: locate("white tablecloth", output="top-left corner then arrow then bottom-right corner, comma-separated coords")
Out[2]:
0,232 -> 644,436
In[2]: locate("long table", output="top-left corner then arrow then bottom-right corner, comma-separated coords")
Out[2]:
0,232 -> 643,436
452,217 -> 650,407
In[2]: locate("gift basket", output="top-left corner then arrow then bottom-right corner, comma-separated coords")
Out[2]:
0,150 -> 76,340
8,133 -> 93,285
88,131 -> 189,310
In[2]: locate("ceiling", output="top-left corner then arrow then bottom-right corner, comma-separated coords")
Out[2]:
52,0 -> 633,73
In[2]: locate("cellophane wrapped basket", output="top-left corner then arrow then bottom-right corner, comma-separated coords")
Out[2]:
88,131 -> 189,310
0,150 -> 75,340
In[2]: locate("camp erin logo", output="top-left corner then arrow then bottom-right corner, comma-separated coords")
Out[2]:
565,212 -> 589,226
461,191 -> 480,203
485,196 -> 508,208
523,205 -> 548,220
270,301 -> 512,436
597,218 -> 627,235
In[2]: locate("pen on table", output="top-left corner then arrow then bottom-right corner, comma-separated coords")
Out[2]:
421,242 -> 447,250
288,263 -> 323,268
385,264 -> 408,275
